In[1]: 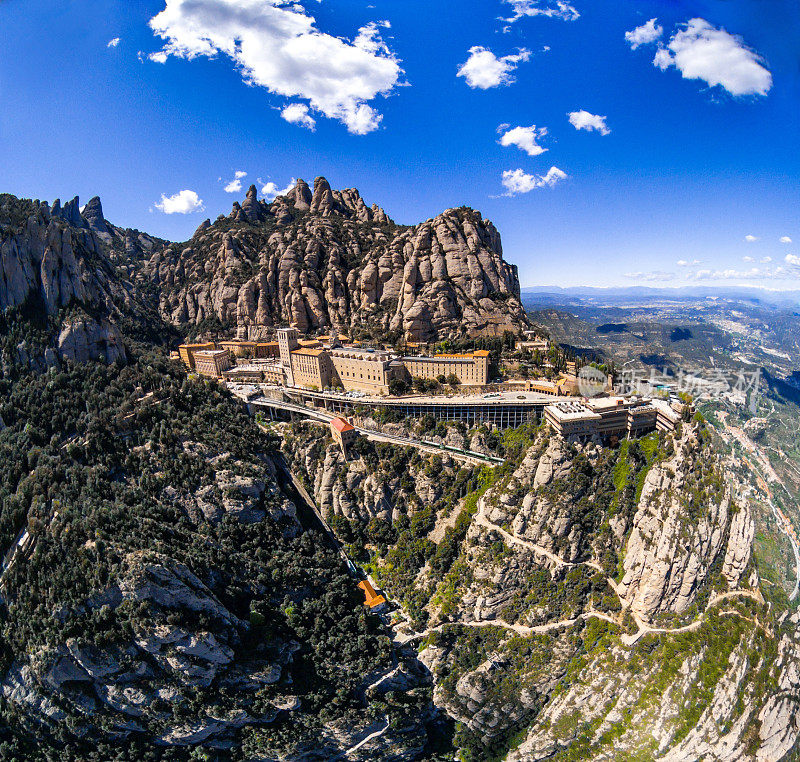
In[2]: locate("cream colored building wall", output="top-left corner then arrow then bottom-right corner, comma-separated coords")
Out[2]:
220,341 -> 257,358
290,352 -> 330,389
262,366 -> 285,383
179,342 -> 215,369
474,355 -> 489,385
277,328 -> 299,367
330,355 -> 391,393
194,352 -> 231,378
403,356 -> 487,386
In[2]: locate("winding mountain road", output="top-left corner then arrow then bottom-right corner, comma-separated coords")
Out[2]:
472,498 -> 764,648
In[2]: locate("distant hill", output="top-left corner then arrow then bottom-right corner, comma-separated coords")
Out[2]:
521,284 -> 800,308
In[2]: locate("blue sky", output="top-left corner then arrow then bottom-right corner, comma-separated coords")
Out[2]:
1,0 -> 798,289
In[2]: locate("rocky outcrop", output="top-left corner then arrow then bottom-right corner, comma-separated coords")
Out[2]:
136,178 -> 528,340
0,193 -> 162,365
0,550 -> 298,745
81,196 -> 113,243
57,317 -> 126,364
616,428 -> 737,619
283,423 -> 462,525
288,416 -> 800,761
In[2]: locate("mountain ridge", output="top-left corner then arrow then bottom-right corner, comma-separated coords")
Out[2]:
135,176 -> 528,342
4,177 -> 528,343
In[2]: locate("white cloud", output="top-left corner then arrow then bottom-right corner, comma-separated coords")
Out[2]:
261,179 -> 296,201
780,236 -> 792,244
457,46 -> 531,89
501,166 -> 567,195
147,1 -> 402,134
744,234 -> 758,242
107,37 -> 121,49
498,125 -> 548,156
690,267 -> 765,280
761,256 -> 773,263
503,0 -> 579,23
652,47 -> 672,70
155,189 -> 204,214
568,110 -> 610,135
624,271 -> 675,282
685,259 -> 800,280
149,50 -> 168,64
224,170 -> 247,194
281,103 -> 316,131
676,259 -> 701,267
625,18 -> 662,49
742,255 -> 754,262
652,19 -> 772,97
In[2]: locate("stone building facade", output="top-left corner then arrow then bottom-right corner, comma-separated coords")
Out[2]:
328,347 -> 396,394
178,342 -> 215,370
193,349 -> 232,379
290,348 -> 331,389
400,351 -> 490,386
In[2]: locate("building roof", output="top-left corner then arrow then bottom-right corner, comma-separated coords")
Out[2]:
402,353 -> 483,362
331,417 -> 355,433
529,379 -> 558,390
179,342 -> 215,350
193,349 -> 229,359
292,348 -> 326,357
298,339 -> 322,348
357,580 -> 385,608
585,397 -> 631,412
651,398 -> 682,421
330,346 -> 392,361
545,401 -> 602,422
229,362 -> 283,372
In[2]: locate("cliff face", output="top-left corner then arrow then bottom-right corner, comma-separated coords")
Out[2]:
0,194 -> 160,367
280,420 -> 800,761
0,359 -> 431,760
137,177 -> 527,341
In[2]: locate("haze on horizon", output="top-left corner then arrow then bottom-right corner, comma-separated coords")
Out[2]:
0,0 -> 798,291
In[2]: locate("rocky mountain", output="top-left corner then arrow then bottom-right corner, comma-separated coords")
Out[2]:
0,194 -> 163,369
1,179 -> 529,348
282,417 -> 800,761
0,354 -> 434,760
4,179 -> 799,761
134,177 -> 528,341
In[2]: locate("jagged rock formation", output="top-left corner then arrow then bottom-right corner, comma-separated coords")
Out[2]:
0,361 -> 431,759
2,178 -> 528,347
616,430 -> 735,619
0,194 -> 157,366
281,419 -> 800,761
136,178 -> 527,340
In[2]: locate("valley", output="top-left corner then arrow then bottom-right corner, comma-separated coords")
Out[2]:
0,184 -> 799,761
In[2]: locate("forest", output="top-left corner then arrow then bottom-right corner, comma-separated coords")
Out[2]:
0,342 -> 406,760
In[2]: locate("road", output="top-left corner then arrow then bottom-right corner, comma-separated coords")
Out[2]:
249,394 -> 504,466
394,610 -> 620,644
471,492 -> 764,648
337,716 -> 390,759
